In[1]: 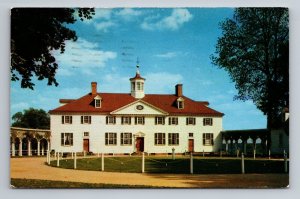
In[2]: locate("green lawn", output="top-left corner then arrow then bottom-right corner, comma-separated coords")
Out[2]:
11,178 -> 155,188
50,156 -> 288,174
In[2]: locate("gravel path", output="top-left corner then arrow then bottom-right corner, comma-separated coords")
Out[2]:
10,157 -> 289,188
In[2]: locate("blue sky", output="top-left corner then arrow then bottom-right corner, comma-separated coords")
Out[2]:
10,8 -> 267,130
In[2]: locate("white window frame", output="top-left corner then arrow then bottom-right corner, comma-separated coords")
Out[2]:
155,116 -> 165,125
62,115 -> 72,124
121,116 -> 131,125
81,116 -> 91,124
186,117 -> 196,125
168,133 -> 179,145
61,133 -> 73,146
121,133 -> 132,145
95,99 -> 101,108
106,116 -> 116,124
203,133 -> 214,146
155,133 -> 166,145
135,116 -> 145,125
203,118 -> 213,126
105,132 -> 117,145
169,117 -> 178,125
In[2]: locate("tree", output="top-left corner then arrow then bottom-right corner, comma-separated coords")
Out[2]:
211,8 -> 289,129
11,108 -> 50,129
11,8 -> 95,89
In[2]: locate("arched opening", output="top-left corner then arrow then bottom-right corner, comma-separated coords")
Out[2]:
40,138 -> 48,156
31,138 -> 38,156
21,137 -> 28,156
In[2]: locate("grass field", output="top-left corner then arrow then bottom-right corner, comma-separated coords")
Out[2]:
50,156 -> 288,174
11,178 -> 156,188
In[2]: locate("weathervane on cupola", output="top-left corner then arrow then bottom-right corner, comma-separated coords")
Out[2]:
130,57 -> 145,99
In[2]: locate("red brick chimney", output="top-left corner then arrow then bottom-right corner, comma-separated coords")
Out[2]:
175,84 -> 183,97
91,82 -> 97,95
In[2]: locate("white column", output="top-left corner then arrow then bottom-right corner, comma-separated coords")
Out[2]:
142,152 -> 145,173
37,140 -> 40,156
241,153 -> 245,174
101,153 -> 104,171
190,152 -> 193,174
74,152 -> 77,169
11,142 -> 15,157
57,152 -> 60,167
18,140 -> 22,156
27,140 -> 32,156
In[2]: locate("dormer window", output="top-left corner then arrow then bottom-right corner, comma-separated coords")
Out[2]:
94,95 -> 102,108
176,97 -> 184,109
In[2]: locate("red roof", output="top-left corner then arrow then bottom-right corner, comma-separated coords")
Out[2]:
49,92 -> 224,116
130,73 -> 145,80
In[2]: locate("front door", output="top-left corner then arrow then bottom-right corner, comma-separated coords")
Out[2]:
83,139 -> 89,152
188,139 -> 194,152
136,137 -> 144,152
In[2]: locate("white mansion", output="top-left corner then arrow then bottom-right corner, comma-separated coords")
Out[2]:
49,67 -> 224,154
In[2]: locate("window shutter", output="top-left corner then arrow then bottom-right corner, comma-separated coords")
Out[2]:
135,117 -> 137,125
121,133 -> 123,145
70,116 -> 72,124
106,116 -> 108,124
203,118 -> 205,126
142,117 -> 145,125
202,134 -> 205,145
155,117 -> 157,125
113,116 -> 116,124
129,117 -> 131,124
162,117 -> 165,125
62,116 -> 64,124
186,118 -> 188,125
61,133 -> 64,146
176,118 -> 178,125
169,117 -> 171,125
121,117 -> 124,124
89,116 -> 91,124
211,118 -> 213,126
81,116 -> 83,124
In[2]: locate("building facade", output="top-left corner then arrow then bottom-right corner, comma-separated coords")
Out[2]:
49,67 -> 224,154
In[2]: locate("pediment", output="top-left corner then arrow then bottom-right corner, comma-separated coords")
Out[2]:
111,100 -> 168,115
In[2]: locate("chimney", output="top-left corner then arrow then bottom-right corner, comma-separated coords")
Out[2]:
91,82 -> 97,95
175,84 -> 183,97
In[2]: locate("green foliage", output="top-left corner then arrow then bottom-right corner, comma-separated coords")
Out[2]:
11,8 -> 95,89
11,108 -> 50,129
211,8 -> 289,128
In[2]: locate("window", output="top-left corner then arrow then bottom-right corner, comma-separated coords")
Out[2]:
131,82 -> 135,91
62,116 -> 72,124
177,97 -> 184,109
189,133 -> 194,137
105,133 -> 117,145
202,133 -> 214,146
81,116 -> 91,124
186,117 -> 196,125
83,132 -> 89,137
155,133 -> 166,145
168,117 -> 178,125
121,133 -> 132,145
61,133 -> 73,146
121,116 -> 131,125
168,133 -> 179,145
136,82 -> 143,90
155,116 -> 165,125
203,118 -> 213,126
106,116 -> 116,124
135,116 -> 145,125
95,99 -> 101,108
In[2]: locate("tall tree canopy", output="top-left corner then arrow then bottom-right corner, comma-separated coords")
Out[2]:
11,8 -> 95,89
12,108 -> 50,129
211,8 -> 289,129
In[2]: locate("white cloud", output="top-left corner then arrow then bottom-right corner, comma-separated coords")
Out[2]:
94,21 -> 117,32
53,38 -> 117,76
11,102 -> 30,111
115,8 -> 143,21
80,9 -> 112,24
155,52 -> 177,58
145,72 -> 183,94
141,8 -> 193,31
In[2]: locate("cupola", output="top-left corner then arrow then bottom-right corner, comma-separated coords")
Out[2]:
130,63 -> 145,99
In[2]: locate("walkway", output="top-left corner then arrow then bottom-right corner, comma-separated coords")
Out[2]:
10,157 -> 288,188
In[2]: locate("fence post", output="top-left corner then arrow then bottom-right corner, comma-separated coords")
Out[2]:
253,149 -> 256,160
74,152 -> 77,169
190,152 -> 193,174
284,151 -> 288,173
57,152 -> 60,167
101,153 -> 104,171
241,153 -> 245,174
142,152 -> 145,173
172,148 -> 175,160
